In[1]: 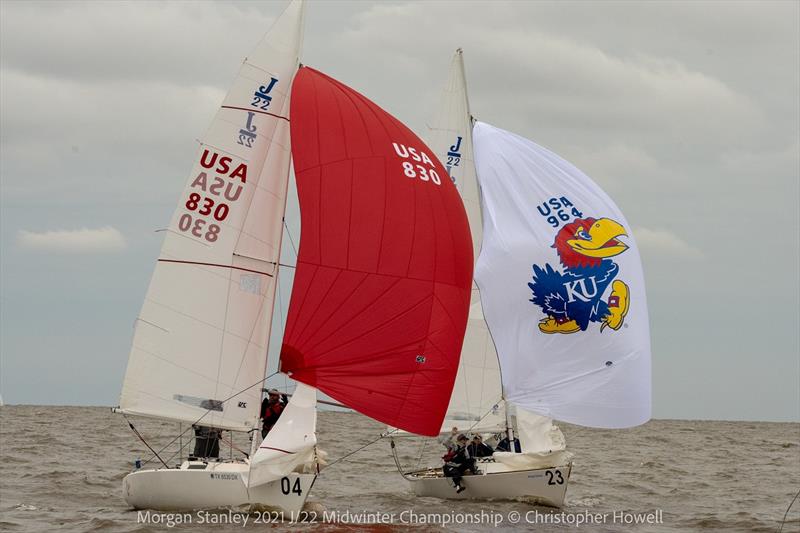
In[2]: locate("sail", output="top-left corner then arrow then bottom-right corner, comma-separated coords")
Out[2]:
473,121 -> 651,429
248,383 -> 317,487
118,0 -> 306,431
515,405 -> 566,454
280,67 -> 474,437
426,50 -> 504,435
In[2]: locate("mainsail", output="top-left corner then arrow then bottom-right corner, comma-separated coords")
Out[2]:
280,67 -> 474,437
425,49 -> 504,434
473,121 -> 652,429
119,0 -> 305,431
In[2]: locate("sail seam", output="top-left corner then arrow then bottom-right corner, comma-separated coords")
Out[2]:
221,105 -> 289,122
305,289 -> 431,363
157,259 -> 274,277
290,268 -> 345,354
131,345 -> 242,388
290,271 -> 372,356
284,263 -> 320,342
300,278 -> 414,355
289,260 -> 470,288
143,298 -> 266,345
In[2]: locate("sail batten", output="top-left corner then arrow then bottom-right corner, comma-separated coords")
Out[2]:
280,67 -> 473,437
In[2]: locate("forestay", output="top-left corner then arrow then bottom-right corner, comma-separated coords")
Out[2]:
119,0 -> 305,431
473,122 -> 651,429
280,67 -> 474,437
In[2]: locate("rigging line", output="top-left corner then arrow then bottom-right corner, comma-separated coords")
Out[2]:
778,486 -> 800,533
389,439 -> 413,481
415,435 -> 427,469
139,371 -> 280,465
219,432 -> 250,458
158,432 -> 195,467
283,220 -> 298,258
123,414 -> 169,469
325,429 -> 398,470
463,404 -> 502,435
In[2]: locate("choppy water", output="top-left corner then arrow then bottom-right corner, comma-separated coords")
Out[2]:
0,406 -> 798,532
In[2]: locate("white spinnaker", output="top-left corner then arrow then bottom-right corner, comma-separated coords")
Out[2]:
119,0 -> 306,432
425,50 -> 504,435
247,383 -> 317,487
473,121 -> 651,429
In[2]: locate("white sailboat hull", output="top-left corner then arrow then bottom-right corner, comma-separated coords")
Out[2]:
406,460 -> 571,508
123,461 -> 315,513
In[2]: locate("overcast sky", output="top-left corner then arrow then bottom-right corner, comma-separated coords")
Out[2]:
1,0 -> 797,422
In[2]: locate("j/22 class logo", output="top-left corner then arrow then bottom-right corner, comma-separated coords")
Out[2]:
528,196 -> 631,334
445,136 -> 462,181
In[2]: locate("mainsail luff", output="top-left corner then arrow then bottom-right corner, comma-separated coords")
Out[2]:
119,0 -> 306,432
280,67 -> 474,437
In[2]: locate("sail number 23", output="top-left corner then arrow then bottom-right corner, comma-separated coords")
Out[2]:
545,469 -> 565,485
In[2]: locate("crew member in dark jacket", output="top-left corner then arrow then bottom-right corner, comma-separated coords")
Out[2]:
442,434 -> 476,493
191,425 -> 221,458
260,389 -> 288,438
467,434 -> 494,457
496,435 -> 522,453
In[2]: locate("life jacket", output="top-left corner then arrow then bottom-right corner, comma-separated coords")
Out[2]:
261,401 -> 285,427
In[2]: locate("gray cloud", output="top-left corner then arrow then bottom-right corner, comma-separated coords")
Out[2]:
18,226 -> 126,253
633,227 -> 703,260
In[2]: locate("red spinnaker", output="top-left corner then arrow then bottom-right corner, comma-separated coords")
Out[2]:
281,67 -> 473,436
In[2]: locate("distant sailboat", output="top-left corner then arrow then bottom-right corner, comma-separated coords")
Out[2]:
116,1 -> 473,512
390,50 -> 651,507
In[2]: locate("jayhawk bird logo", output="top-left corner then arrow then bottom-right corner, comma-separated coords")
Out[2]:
528,217 -> 631,334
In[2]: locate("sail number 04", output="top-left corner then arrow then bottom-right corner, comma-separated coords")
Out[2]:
280,477 -> 302,496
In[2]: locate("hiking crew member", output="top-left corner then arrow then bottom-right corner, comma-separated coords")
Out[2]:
442,434 -> 476,493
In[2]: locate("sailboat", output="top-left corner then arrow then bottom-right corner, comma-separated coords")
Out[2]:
390,50 -> 651,508
116,1 -> 473,513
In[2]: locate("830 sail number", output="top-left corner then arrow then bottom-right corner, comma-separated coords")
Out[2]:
177,192 -> 229,242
